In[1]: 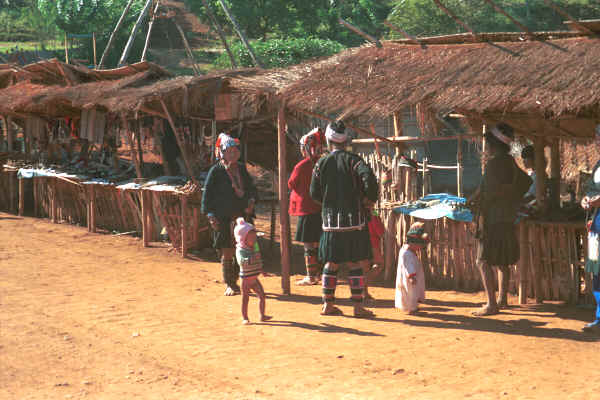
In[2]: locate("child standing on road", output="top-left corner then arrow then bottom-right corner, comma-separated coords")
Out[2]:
395,222 -> 428,314
234,217 -> 272,325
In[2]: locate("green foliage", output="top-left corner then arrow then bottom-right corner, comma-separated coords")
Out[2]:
214,37 -> 345,68
387,0 -> 600,37
185,0 -> 391,46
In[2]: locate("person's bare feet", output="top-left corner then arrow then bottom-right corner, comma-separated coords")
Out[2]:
321,304 -> 343,316
353,305 -> 375,318
242,319 -> 250,325
260,315 -> 273,322
472,305 -> 499,316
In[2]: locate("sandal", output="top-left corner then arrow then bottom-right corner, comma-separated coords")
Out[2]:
321,306 -> 343,316
353,307 -> 375,319
296,277 -> 319,286
472,306 -> 499,316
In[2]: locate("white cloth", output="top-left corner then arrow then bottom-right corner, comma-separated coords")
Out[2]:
325,124 -> 347,143
395,245 -> 425,312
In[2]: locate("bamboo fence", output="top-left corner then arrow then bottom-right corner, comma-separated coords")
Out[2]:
362,153 -> 591,305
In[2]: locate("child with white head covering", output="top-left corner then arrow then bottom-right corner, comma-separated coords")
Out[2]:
234,217 -> 272,324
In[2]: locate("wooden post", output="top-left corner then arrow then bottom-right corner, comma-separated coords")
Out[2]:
533,137 -> 547,212
457,135 -> 463,197
6,116 -> 13,152
118,0 -> 153,67
18,178 -> 24,216
201,0 -> 237,68
136,120 -> 145,176
518,222 -> 528,304
98,0 -> 136,69
51,178 -> 57,223
87,185 -> 96,233
549,138 -> 560,212
216,0 -> 264,68
277,104 -> 291,294
141,0 -> 161,62
92,32 -> 97,67
64,32 -> 69,64
181,195 -> 188,258
142,190 -> 149,247
422,157 -> 428,197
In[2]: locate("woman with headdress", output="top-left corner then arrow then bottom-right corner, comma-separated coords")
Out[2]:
310,121 -> 378,318
469,123 -> 531,316
581,124 -> 600,333
289,128 -> 324,285
395,222 -> 429,314
202,133 -> 258,296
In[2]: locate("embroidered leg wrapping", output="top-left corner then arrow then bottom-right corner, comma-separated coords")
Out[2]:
321,266 -> 338,303
222,259 -> 235,287
349,268 -> 365,303
304,248 -> 320,278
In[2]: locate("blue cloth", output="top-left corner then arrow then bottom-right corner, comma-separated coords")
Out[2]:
594,273 -> 600,322
592,210 -> 600,233
393,193 -> 473,222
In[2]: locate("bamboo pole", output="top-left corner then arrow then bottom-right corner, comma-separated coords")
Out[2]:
216,0 -> 264,68
541,0 -> 596,36
173,21 -> 201,76
181,195 -> 188,257
118,0 -> 153,67
92,32 -> 97,67
383,20 -> 423,46
141,0 -> 161,62
482,0 -> 535,37
18,178 -> 24,216
99,0 -> 136,69
142,190 -> 149,247
432,0 -> 478,40
277,104 -> 291,294
64,32 -> 69,64
457,135 -> 463,197
339,18 -> 382,48
518,222 -> 528,304
422,157 -> 428,197
533,137 -> 547,213
201,0 -> 237,68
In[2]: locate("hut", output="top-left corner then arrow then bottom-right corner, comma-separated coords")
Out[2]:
276,25 -> 600,303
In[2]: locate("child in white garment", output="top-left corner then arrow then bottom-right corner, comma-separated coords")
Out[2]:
395,222 -> 428,314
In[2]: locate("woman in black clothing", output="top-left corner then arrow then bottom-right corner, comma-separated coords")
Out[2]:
202,133 -> 258,296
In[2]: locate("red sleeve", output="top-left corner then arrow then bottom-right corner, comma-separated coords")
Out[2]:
288,161 -> 302,191
370,216 -> 385,238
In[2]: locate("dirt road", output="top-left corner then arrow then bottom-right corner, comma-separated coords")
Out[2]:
1,213 -> 598,399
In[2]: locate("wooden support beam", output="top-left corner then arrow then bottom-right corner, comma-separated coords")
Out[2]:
518,222 -> 528,304
92,32 -> 97,67
383,21 -> 424,46
181,195 -> 188,258
457,135 -> 463,197
533,136 -> 547,213
18,178 -> 24,216
216,0 -> 264,68
64,32 -> 69,64
119,0 -> 153,67
141,0 -> 161,62
159,99 -> 199,185
482,0 -> 535,37
549,138 -> 561,211
432,0 -> 478,40
339,18 -> 382,48
541,0 -> 596,36
278,104 -> 291,295
142,190 -> 150,247
99,0 -> 136,69
201,0 -> 237,68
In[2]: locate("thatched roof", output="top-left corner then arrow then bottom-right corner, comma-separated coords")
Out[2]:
279,35 -> 600,138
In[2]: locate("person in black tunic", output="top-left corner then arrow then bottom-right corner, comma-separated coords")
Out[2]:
469,123 -> 531,316
310,121 -> 378,318
202,133 -> 258,296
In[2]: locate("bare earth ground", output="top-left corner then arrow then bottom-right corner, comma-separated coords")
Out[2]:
1,212 -> 599,400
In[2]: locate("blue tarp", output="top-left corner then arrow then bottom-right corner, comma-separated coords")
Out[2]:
393,193 -> 473,222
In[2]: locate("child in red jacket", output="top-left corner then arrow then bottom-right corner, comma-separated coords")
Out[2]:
288,128 -> 324,285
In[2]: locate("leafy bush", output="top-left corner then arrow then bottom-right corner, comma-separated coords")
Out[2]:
214,37 -> 345,69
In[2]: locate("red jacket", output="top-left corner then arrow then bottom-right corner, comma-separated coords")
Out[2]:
288,157 -> 321,216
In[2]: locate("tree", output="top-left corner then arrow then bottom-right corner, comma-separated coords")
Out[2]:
387,0 -> 600,38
